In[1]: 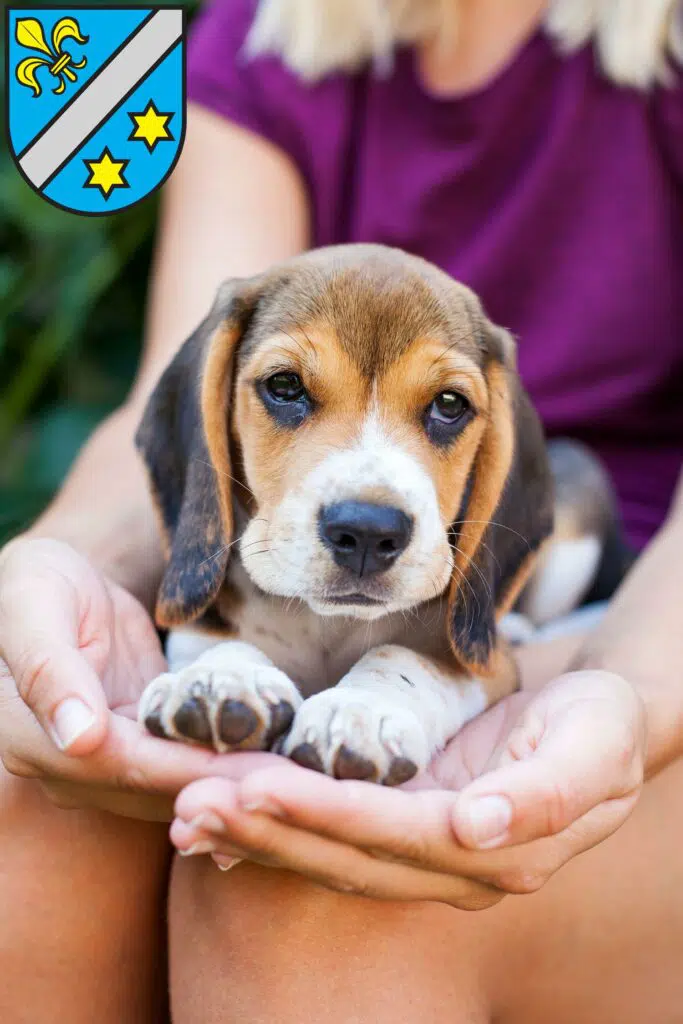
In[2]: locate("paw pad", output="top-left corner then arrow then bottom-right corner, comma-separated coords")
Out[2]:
283,690 -> 429,786
138,661 -> 302,753
173,697 -> 213,744
333,744 -> 377,781
289,742 -> 324,773
217,700 -> 259,745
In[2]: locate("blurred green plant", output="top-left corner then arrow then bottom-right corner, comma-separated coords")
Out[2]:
0,2 -> 193,545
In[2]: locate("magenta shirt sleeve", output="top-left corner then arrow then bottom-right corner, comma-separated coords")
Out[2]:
186,0 -> 314,177
185,0 -> 360,246
187,0 -> 262,129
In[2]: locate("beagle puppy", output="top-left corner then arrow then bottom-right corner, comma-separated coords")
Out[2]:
136,245 -> 610,785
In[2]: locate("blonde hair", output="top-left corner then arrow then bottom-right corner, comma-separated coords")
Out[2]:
246,0 -> 683,89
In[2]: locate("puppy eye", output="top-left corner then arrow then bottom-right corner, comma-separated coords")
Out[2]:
258,371 -> 312,428
265,372 -> 306,402
430,391 -> 469,423
425,391 -> 472,445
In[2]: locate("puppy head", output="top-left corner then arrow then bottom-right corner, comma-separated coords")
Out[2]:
137,245 -> 552,674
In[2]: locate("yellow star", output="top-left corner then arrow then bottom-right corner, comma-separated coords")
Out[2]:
128,100 -> 174,152
83,148 -> 129,199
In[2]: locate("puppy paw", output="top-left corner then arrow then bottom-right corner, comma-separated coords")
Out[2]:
281,688 -> 430,786
139,657 -> 302,753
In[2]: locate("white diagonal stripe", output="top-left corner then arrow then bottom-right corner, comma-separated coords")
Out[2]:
19,9 -> 182,189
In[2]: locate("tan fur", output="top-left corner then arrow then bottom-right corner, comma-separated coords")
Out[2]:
448,363 -> 514,596
378,341 -> 488,524
497,549 -> 539,618
201,322 -> 242,544
445,361 -> 514,674
233,326 -> 367,516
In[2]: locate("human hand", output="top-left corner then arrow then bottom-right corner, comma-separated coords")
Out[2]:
0,537 -> 246,820
171,670 -> 646,906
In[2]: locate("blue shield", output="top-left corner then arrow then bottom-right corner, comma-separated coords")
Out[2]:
5,6 -> 185,215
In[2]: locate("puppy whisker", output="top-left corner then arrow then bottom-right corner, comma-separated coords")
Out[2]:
196,533 -> 244,569
195,516 -> 274,572
450,519 -> 532,550
193,458 -> 253,499
456,549 -> 493,606
447,530 -> 503,576
449,556 -> 480,633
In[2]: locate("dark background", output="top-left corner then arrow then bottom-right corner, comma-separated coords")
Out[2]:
0,1 -> 194,544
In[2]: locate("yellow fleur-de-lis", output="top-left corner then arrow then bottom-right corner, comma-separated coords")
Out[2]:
15,16 -> 89,98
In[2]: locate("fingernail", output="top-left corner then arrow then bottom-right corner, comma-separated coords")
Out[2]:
239,794 -> 282,816
178,839 -> 216,857
51,698 -> 96,751
459,796 -> 512,848
190,811 -> 225,833
213,855 -> 242,872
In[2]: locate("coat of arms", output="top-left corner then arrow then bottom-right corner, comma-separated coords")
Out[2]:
5,6 -> 185,214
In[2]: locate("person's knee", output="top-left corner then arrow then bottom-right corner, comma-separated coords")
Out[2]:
0,766 -> 170,1021
0,764 -> 169,908
170,856 -> 490,1024
171,854 -> 410,955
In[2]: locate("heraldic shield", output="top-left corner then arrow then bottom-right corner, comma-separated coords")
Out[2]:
6,6 -> 185,214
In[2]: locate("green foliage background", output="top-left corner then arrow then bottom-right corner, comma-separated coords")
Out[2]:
0,2 -> 193,545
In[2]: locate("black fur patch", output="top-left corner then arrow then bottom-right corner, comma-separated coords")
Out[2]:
135,287 -> 257,625
449,373 -> 553,667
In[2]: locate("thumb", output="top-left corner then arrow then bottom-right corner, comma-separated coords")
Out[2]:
451,699 -> 643,850
0,583 -> 109,756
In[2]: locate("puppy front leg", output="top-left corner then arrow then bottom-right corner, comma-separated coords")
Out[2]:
282,645 -> 516,786
139,640 -> 303,752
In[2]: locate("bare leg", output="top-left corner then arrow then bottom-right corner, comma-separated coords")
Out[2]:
0,764 -> 170,1024
169,857 -> 490,1024
169,755 -> 683,1024
490,756 -> 683,1023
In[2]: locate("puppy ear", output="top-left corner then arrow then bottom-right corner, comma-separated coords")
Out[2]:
135,280 -> 259,628
447,327 -> 553,675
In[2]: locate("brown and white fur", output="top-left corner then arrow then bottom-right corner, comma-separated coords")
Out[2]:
136,245 -> 620,785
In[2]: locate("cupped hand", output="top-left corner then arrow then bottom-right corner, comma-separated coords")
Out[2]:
0,537 -> 246,820
171,670 -> 646,907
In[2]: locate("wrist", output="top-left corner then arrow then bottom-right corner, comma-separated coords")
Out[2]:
25,513 -> 161,610
22,404 -> 164,610
572,644 -> 683,776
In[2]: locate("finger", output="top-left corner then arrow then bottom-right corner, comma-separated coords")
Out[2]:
172,779 -> 503,908
76,718 -> 258,793
40,779 -> 175,821
71,719 -> 286,796
0,677 -> 284,798
452,701 -> 643,850
0,588 -> 108,755
178,767 -> 501,880
173,816 -> 246,858
176,769 -> 611,895
429,691 -> 534,789
227,761 -> 624,887
235,763 -> 459,860
561,790 -> 640,860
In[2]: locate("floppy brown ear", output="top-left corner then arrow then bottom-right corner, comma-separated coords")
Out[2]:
447,328 -> 553,675
135,280 -> 259,628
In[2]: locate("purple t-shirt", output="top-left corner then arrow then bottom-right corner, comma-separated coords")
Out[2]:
187,0 -> 683,549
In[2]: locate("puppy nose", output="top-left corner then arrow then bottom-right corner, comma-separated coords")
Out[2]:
319,501 -> 413,577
